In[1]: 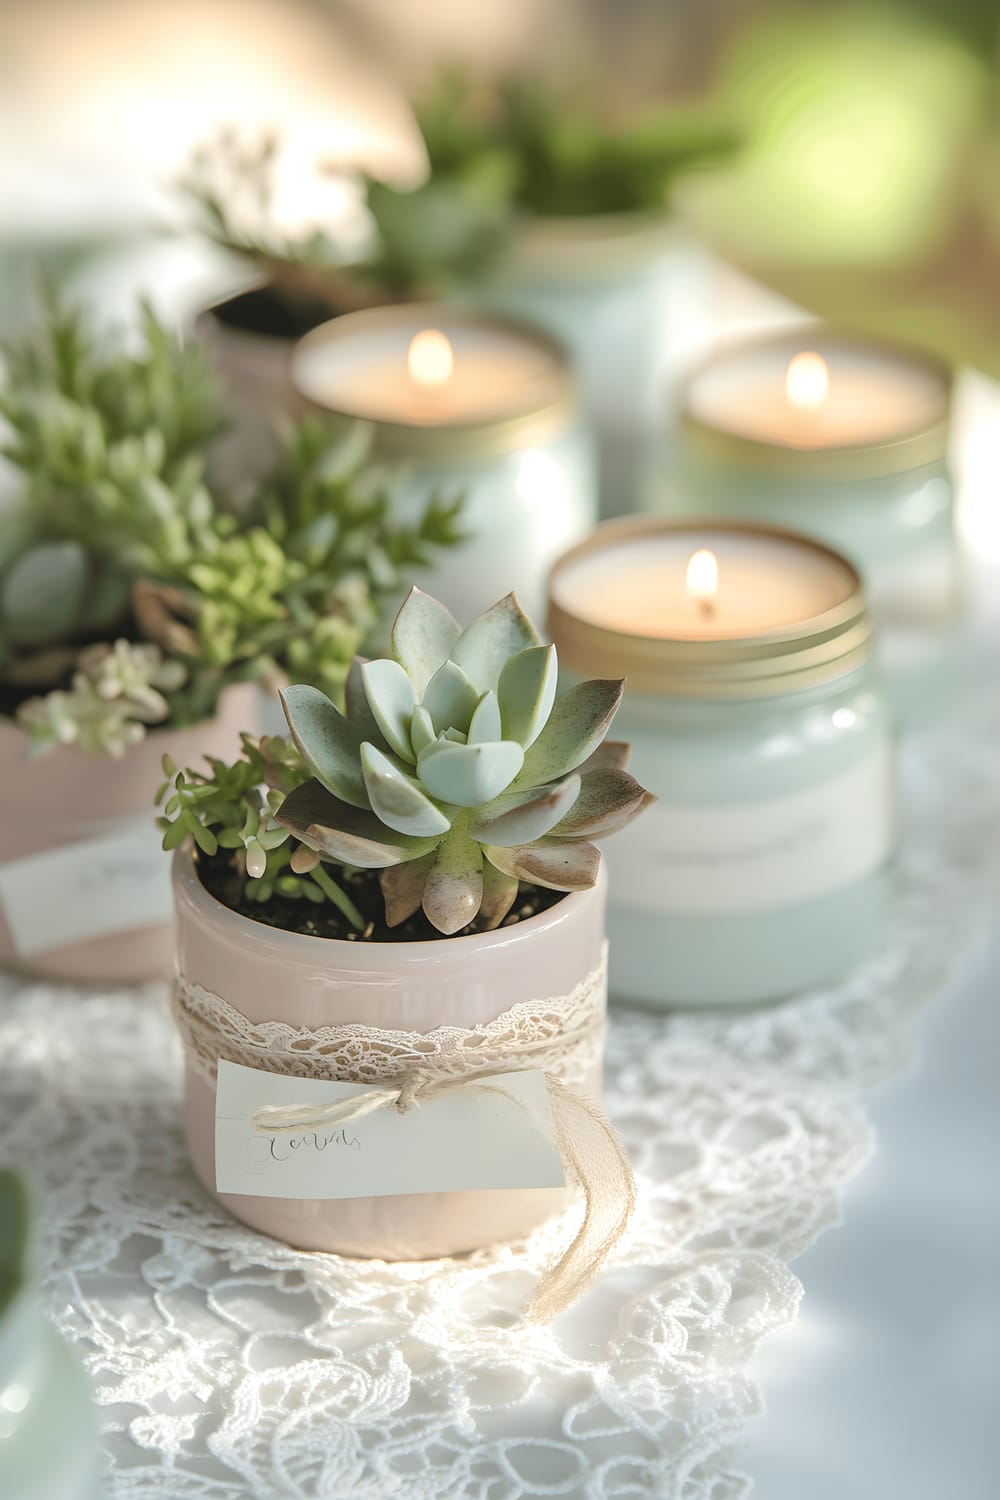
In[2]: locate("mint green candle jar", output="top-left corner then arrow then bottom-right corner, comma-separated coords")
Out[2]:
292,305 -> 597,626
659,330 -> 957,724
548,517 -> 896,1009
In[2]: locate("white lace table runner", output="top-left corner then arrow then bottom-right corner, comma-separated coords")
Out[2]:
2,663 -> 999,1500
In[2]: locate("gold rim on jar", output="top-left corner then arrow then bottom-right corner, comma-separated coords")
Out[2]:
547,516 -> 873,699
678,329 -> 952,481
291,304 -> 578,461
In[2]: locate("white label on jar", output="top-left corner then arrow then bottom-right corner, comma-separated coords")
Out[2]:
0,819 -> 171,957
606,744 -> 893,915
868,542 -> 960,623
214,1060 -> 566,1200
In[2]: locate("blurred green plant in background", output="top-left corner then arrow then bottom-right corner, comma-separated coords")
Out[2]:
182,72 -> 738,304
683,1 -> 1000,374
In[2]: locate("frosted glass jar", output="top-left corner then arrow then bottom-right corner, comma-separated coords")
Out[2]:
548,517 -> 896,1009
292,305 -> 597,625
662,330 -> 958,723
474,215 -> 706,516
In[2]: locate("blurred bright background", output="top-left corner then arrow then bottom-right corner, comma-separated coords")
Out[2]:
1,0 -> 998,358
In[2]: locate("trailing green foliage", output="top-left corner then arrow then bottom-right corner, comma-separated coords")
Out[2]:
0,297 -> 463,747
155,733 -> 365,929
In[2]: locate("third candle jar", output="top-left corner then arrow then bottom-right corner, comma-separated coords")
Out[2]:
547,517 -> 897,1009
661,329 -> 957,725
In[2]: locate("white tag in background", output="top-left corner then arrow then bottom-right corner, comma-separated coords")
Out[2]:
214,1059 -> 566,1200
0,820 -> 172,957
604,744 -> 894,916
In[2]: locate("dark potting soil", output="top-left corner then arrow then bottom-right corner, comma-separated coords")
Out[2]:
195,850 -> 567,943
211,286 -> 338,341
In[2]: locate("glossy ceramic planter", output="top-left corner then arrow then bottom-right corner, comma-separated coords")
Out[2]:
0,683 -> 256,985
174,849 -> 607,1259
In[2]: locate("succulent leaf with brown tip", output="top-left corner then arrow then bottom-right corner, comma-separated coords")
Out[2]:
277,588 -> 654,935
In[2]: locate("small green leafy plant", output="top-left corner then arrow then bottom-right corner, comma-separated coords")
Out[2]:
158,588 -> 654,937
1,296 -> 462,753
491,77 -> 739,218
156,732 -> 366,930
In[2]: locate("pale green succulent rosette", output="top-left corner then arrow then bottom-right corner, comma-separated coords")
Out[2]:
278,588 -> 654,934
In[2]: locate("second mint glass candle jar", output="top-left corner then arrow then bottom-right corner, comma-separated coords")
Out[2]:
659,330 -> 957,724
548,517 -> 896,1009
291,305 -> 596,626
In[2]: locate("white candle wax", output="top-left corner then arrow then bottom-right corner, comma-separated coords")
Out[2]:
289,305 -> 596,627
293,311 -> 562,428
550,528 -> 854,641
684,334 -> 947,451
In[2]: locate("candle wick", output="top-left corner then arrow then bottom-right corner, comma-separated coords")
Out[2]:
698,597 -> 716,622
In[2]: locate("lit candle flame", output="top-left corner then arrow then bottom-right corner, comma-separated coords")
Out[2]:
785,351 -> 829,411
407,329 -> 454,387
686,548 -> 719,621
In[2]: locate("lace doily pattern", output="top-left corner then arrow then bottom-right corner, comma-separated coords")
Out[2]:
174,947 -> 607,1097
2,685 -> 999,1498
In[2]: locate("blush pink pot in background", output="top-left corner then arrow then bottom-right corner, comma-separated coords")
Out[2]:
0,683 -> 257,986
174,848 -> 608,1260
195,300 -> 308,489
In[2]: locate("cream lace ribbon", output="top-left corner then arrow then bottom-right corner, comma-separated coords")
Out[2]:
172,945 -> 636,1323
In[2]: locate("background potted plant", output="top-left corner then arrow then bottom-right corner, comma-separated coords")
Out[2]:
0,298 -> 462,983
181,124 -> 515,482
166,587 -> 652,1293
441,74 -> 739,515
183,76 -> 737,512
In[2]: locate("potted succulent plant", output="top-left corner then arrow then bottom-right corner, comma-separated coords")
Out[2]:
0,298 -> 461,983
0,1172 -> 100,1500
165,587 -> 652,1293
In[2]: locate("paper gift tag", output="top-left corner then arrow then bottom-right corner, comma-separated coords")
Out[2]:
0,819 -> 172,957
215,1059 -> 566,1200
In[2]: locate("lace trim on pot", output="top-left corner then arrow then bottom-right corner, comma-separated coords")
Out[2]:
172,943 -> 607,1096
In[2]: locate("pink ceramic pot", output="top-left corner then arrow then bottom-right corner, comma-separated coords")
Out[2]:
0,684 -> 256,985
174,848 -> 607,1259
196,299 -> 308,489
